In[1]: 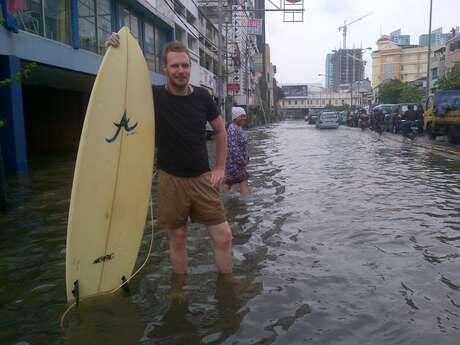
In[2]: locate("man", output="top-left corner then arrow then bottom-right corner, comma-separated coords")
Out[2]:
401,104 -> 418,136
106,35 -> 232,274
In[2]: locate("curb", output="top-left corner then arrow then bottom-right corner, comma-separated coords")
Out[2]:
386,134 -> 460,157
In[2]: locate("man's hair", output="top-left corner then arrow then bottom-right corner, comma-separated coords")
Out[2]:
163,41 -> 190,66
408,104 -> 414,110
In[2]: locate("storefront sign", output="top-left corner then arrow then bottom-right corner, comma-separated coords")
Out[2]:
227,83 -> 240,92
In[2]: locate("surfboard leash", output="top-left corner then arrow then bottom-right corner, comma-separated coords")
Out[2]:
59,190 -> 156,330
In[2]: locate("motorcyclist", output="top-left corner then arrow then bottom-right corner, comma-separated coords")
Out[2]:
401,104 -> 418,137
358,108 -> 369,129
402,104 -> 418,122
373,108 -> 384,135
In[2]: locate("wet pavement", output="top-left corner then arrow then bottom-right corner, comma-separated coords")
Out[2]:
1,120 -> 460,345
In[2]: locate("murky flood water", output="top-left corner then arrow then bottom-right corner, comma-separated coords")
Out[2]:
1,121 -> 460,345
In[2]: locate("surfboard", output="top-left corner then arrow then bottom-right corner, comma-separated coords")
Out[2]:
65,26 -> 155,302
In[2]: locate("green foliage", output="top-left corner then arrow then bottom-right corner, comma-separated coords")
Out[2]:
0,62 -> 38,88
379,79 -> 423,104
435,62 -> 460,90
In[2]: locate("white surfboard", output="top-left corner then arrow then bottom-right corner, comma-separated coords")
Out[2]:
65,26 -> 155,302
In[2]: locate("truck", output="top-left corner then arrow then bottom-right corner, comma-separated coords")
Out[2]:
424,90 -> 460,144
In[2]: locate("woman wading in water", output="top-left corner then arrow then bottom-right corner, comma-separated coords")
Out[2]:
224,107 -> 250,195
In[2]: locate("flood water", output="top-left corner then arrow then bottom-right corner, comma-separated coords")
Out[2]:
1,121 -> 460,345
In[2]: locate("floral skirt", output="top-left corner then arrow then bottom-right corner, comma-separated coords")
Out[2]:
225,164 -> 248,185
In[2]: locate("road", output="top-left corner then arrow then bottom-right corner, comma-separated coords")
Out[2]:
1,120 -> 460,345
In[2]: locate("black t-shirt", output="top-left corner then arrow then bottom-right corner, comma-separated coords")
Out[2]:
153,85 -> 219,177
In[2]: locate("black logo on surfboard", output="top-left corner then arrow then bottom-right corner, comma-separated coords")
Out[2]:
105,112 -> 138,143
93,253 -> 114,264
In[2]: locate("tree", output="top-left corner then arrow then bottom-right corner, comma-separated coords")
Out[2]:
400,84 -> 423,103
379,79 -> 404,103
436,62 -> 460,90
378,79 -> 423,103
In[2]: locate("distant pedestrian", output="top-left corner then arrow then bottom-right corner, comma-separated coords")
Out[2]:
224,107 -> 250,195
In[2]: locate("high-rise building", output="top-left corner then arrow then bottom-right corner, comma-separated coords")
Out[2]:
419,27 -> 451,47
390,29 -> 411,45
331,49 -> 364,91
325,54 -> 334,89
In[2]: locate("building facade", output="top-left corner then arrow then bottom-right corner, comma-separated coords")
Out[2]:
390,29 -> 410,46
325,53 -> 333,89
445,32 -> 460,71
371,36 -> 429,88
419,27 -> 451,47
0,0 -> 224,173
279,83 -> 366,119
331,49 -> 364,91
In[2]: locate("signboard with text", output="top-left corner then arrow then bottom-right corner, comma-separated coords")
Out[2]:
227,83 -> 240,92
246,18 -> 263,35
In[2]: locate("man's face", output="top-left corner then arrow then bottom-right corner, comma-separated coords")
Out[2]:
164,52 -> 191,89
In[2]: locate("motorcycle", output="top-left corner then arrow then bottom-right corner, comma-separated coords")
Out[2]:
358,114 -> 370,130
400,119 -> 418,140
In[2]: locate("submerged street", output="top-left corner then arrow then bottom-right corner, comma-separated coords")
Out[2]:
1,121 -> 460,344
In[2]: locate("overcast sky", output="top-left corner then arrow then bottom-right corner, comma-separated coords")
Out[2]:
265,0 -> 460,86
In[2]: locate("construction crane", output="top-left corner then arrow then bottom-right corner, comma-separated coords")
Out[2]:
338,12 -> 373,49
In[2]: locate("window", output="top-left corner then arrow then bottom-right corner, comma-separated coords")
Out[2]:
432,67 -> 438,80
155,26 -> 168,72
119,5 -> 141,44
173,0 -> 185,17
79,0 -> 97,51
199,48 -> 205,66
13,0 -> 70,43
79,0 -> 111,53
96,0 -> 111,52
186,10 -> 195,25
144,22 -> 155,71
187,34 -> 197,51
44,0 -> 71,42
175,24 -> 185,44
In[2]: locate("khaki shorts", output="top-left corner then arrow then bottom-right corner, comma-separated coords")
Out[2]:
157,170 -> 226,229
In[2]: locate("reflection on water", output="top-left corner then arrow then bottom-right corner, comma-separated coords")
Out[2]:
1,121 -> 460,344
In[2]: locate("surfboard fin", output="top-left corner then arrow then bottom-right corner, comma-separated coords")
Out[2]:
121,276 -> 130,294
72,280 -> 80,307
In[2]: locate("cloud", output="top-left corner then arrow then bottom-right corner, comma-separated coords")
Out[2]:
266,0 -> 460,85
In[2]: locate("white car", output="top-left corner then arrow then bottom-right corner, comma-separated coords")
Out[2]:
316,112 -> 340,129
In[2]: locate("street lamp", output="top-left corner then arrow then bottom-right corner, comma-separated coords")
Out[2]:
426,0 -> 433,98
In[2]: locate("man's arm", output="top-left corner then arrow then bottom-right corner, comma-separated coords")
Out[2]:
209,115 -> 227,188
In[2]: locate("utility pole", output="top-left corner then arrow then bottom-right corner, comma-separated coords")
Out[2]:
426,0 -> 433,99
217,0 -> 224,119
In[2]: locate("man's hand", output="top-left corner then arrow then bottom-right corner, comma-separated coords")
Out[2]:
210,166 -> 225,189
105,32 -> 120,49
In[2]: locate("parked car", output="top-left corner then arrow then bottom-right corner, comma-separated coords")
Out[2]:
316,111 -> 340,129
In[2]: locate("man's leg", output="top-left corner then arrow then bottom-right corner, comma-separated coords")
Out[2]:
207,222 -> 233,273
167,225 -> 188,274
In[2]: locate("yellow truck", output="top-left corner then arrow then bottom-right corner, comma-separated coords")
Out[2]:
424,90 -> 460,144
